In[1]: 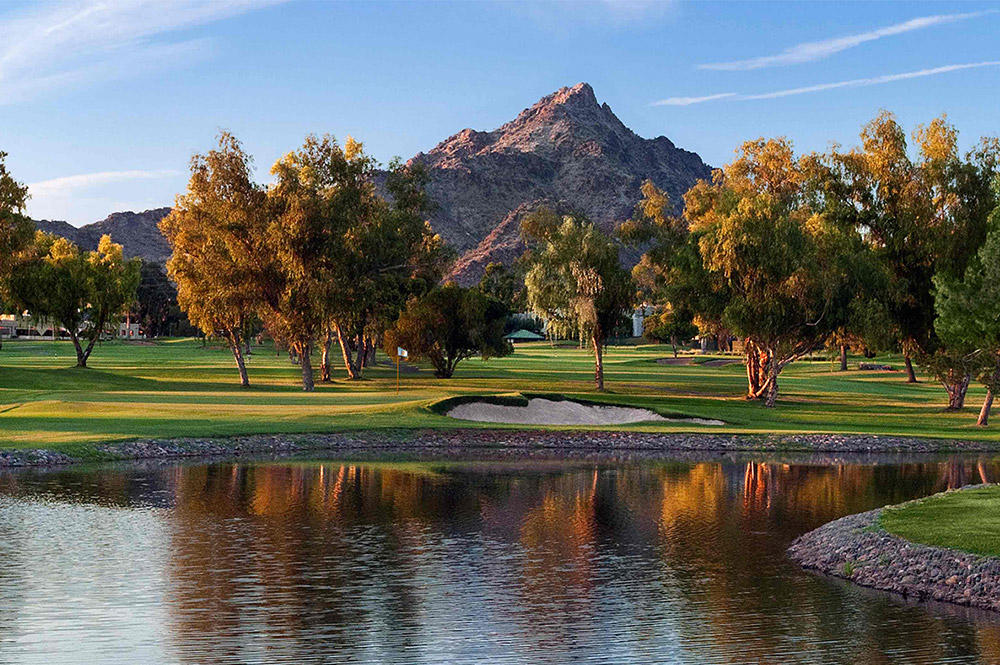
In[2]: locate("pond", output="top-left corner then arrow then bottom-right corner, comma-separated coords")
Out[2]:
0,451 -> 998,664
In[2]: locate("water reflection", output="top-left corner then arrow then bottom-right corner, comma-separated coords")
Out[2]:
0,454 -> 998,664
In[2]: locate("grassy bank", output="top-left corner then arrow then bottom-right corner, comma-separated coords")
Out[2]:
1,338 -> 999,451
880,485 -> 1000,557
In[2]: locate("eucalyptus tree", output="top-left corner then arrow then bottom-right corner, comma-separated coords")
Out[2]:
131,261 -> 179,339
262,134 -> 368,391
10,234 -> 140,368
160,132 -> 269,387
321,157 -> 446,382
684,138 -> 869,407
826,112 -> 1000,388
934,193 -> 1000,425
0,151 -> 34,306
619,180 -> 731,352
522,209 -> 634,390
384,283 -> 511,378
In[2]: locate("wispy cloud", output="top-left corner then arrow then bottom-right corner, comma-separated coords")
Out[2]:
0,0 -> 285,104
651,92 -> 736,107
699,11 -> 994,71
28,170 -> 178,198
652,61 -> 1000,106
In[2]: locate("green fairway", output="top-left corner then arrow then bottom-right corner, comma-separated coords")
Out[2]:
880,485 -> 1000,557
1,338 -> 999,450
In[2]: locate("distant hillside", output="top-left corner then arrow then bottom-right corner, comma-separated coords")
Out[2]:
33,208 -> 172,264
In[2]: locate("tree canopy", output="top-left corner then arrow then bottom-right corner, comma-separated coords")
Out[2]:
9,234 -> 139,367
0,151 -> 34,304
522,209 -> 634,390
384,283 -> 511,378
160,132 -> 269,387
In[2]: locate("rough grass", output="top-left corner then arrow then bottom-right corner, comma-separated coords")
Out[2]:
1,338 -> 999,450
880,485 -> 1000,557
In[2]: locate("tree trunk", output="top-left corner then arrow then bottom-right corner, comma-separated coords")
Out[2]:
745,340 -> 760,399
299,342 -> 315,392
363,336 -> 377,367
978,389 -> 995,427
71,327 -> 99,369
227,332 -> 250,387
354,334 -> 366,378
839,345 -> 848,372
334,325 -> 361,379
670,335 -> 678,358
943,371 -> 971,410
70,331 -> 88,368
762,354 -> 779,408
320,329 -> 333,382
904,354 -> 918,383
977,360 -> 1000,427
592,333 -> 604,390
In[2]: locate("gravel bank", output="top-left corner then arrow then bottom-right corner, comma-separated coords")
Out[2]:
788,486 -> 1000,614
1,429 -> 1000,468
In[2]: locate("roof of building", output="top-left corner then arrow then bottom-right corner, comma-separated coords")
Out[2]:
505,329 -> 546,341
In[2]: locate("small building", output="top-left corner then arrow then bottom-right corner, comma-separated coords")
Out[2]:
0,315 -> 16,341
118,323 -> 145,340
632,305 -> 655,338
505,329 -> 545,343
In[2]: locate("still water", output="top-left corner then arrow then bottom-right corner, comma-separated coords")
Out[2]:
0,452 -> 998,664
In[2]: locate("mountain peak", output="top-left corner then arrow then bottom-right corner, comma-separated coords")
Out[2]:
539,82 -> 598,108
413,83 -> 712,284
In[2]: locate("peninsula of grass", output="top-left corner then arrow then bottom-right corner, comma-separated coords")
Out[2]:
2,338 -> 1000,454
880,485 -> 1000,557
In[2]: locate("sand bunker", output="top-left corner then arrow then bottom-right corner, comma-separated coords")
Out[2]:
447,398 -> 723,427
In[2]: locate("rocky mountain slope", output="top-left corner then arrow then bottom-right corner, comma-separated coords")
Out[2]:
32,84 -> 711,282
33,208 -> 172,264
416,82 -> 712,283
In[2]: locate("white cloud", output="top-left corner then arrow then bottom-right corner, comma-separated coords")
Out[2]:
699,11 -> 994,71
652,61 -> 1000,106
28,170 -> 178,199
652,92 -> 737,106
0,0 -> 285,104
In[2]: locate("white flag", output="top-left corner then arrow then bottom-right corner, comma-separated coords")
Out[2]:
397,347 -> 408,359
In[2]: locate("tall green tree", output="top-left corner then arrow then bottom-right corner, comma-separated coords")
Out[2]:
686,138 -> 867,407
934,190 -> 1000,425
10,234 -> 140,368
384,283 -> 511,378
131,261 -> 179,339
161,132 -> 269,387
522,209 -> 634,390
320,156 -> 445,382
826,112 -> 999,388
477,261 -> 527,314
620,181 -> 733,353
643,306 -> 698,358
0,151 -> 34,310
263,135 -> 380,390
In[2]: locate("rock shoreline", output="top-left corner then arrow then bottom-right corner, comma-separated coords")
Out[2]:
2,429 -> 1000,468
788,487 -> 1000,614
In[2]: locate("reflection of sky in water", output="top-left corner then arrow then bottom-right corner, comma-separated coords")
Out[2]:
0,500 -> 169,664
0,457 -> 997,664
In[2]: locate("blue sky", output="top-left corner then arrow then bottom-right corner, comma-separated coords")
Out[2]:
2,0 -> 998,226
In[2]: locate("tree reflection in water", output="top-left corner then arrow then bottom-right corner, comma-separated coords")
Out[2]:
0,455 -> 997,664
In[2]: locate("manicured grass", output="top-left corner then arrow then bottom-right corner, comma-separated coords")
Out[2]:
880,485 -> 1000,557
0,337 -> 999,450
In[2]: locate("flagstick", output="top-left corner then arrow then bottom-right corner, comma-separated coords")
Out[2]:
396,355 -> 400,394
